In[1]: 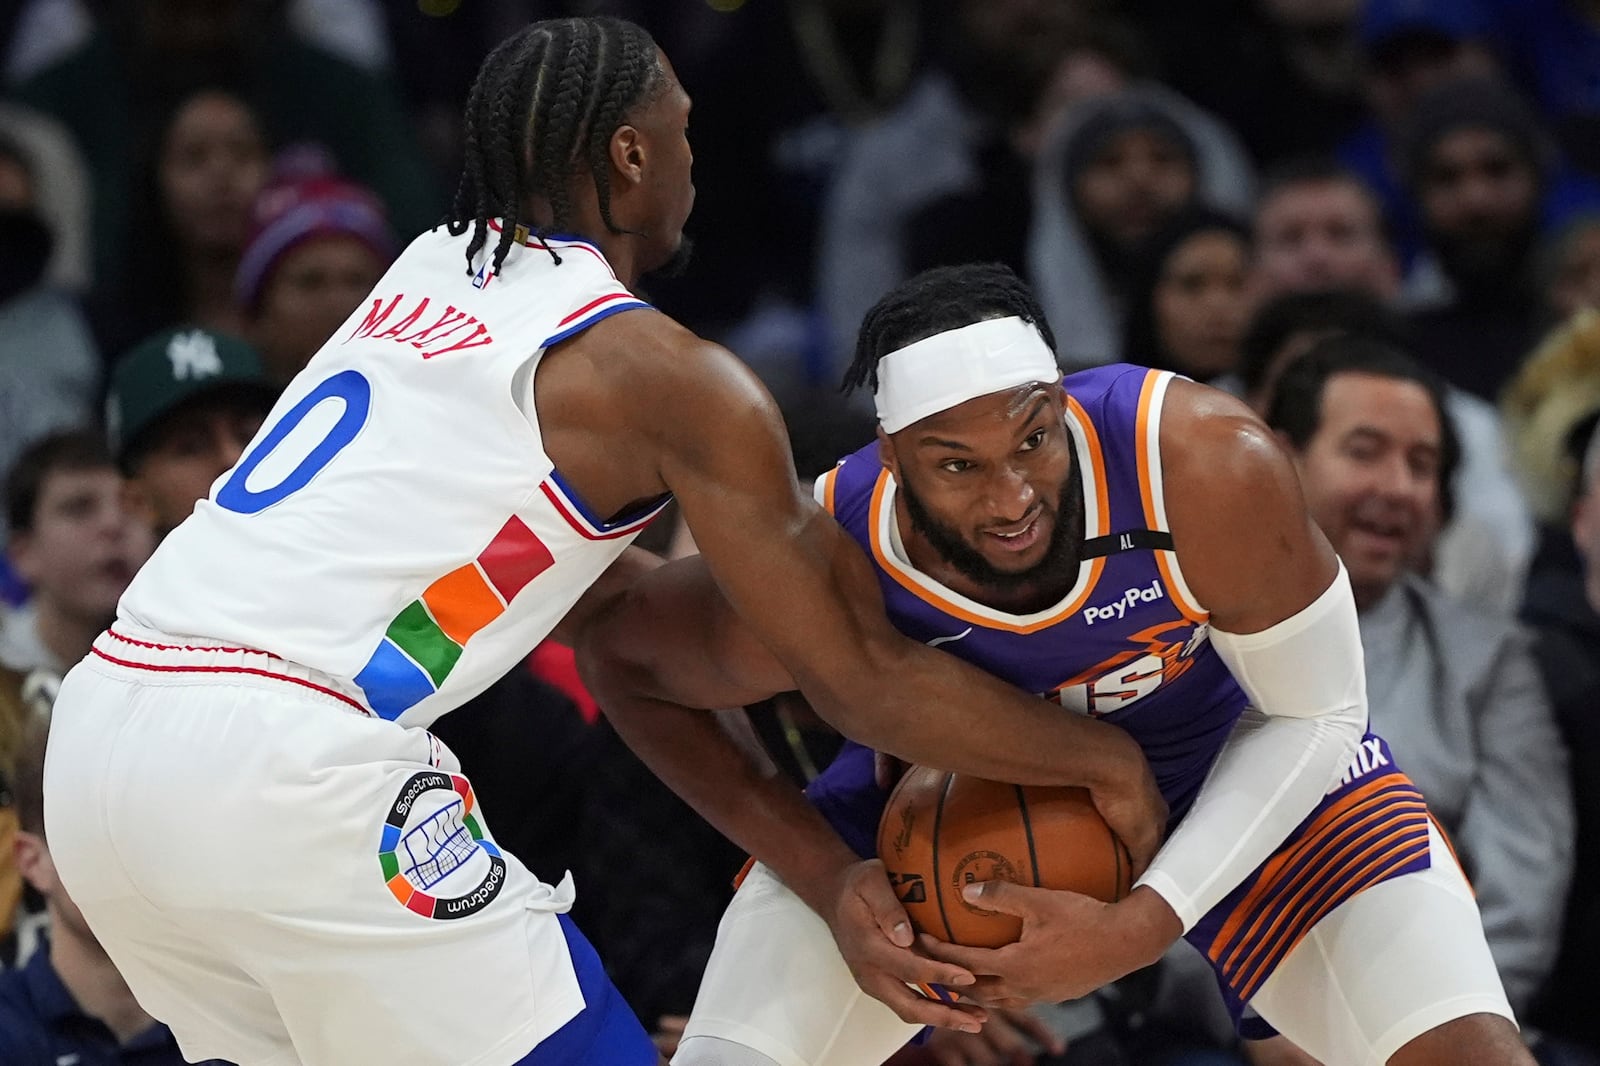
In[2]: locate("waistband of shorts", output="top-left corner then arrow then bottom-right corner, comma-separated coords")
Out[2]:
90,623 -> 375,717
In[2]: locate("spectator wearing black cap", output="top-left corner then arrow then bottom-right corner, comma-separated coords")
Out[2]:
106,327 -> 278,540
235,159 -> 396,385
1400,78 -> 1600,401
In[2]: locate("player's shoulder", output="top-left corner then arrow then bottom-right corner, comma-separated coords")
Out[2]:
579,309 -> 758,392
1158,377 -> 1283,471
565,311 -> 785,448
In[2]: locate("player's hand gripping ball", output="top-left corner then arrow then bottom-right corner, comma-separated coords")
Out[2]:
876,766 -> 1132,948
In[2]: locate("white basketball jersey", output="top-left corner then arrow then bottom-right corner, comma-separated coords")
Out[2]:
119,224 -> 666,727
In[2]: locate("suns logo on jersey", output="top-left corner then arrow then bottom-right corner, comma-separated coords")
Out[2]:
1045,619 -> 1210,717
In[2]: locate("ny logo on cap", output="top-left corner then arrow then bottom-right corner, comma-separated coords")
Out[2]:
167,330 -> 224,380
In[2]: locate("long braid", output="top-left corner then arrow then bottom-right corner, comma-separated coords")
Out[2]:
448,17 -> 666,277
530,19 -> 595,261
582,27 -> 652,237
842,263 -> 1058,395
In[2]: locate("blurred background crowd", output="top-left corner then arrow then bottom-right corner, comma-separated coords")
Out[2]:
1,0 -> 1599,1064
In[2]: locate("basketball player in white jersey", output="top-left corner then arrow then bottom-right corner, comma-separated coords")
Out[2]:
40,17 -> 1170,1066
578,264 -> 1531,1066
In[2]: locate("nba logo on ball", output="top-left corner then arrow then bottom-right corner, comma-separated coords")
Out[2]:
952,851 -> 1020,916
378,771 -> 507,919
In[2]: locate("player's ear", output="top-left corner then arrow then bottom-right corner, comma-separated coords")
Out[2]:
876,427 -> 901,480
609,124 -> 646,187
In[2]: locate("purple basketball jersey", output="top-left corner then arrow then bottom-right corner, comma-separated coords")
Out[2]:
807,365 -> 1246,853
800,364 -> 1431,1032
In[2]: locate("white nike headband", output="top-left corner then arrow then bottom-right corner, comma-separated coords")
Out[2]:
873,316 -> 1060,434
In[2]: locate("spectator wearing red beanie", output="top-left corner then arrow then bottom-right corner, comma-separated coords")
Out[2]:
235,159 -> 396,384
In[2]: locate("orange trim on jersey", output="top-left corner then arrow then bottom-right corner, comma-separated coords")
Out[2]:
1132,371 -> 1208,624
818,466 -> 840,516
867,470 -> 1107,635
422,563 -> 506,645
732,856 -> 757,891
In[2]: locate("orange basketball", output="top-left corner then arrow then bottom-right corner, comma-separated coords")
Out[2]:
876,767 -> 1132,948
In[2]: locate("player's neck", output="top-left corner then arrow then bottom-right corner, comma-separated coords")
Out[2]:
49,917 -> 156,1044
520,196 -> 645,289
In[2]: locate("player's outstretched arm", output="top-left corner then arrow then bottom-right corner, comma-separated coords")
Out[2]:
617,335 -> 1165,872
576,568 -> 989,1033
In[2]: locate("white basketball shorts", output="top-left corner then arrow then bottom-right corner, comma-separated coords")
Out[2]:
44,627 -> 595,1066
677,827 -> 1511,1066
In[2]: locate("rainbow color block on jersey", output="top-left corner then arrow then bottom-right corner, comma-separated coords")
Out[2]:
354,515 -> 554,718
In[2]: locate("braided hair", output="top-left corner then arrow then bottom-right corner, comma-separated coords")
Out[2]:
842,263 -> 1058,395
447,17 -> 666,276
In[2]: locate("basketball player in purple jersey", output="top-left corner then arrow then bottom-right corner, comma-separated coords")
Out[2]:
579,264 -> 1530,1066
42,19 -> 1170,1066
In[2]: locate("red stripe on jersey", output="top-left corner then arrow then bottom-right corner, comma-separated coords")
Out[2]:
557,291 -> 635,327
538,481 -> 658,541
90,647 -> 372,715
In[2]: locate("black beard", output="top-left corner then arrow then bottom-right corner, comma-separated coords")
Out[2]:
900,460 -> 1085,609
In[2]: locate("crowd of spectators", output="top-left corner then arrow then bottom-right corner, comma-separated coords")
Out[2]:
2,1 -> 1600,1063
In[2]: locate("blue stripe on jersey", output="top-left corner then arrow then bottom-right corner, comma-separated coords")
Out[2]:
545,467 -> 670,533
538,300 -> 651,350
354,639 -> 437,720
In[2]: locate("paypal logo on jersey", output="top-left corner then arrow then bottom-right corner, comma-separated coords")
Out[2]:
1082,579 -> 1165,626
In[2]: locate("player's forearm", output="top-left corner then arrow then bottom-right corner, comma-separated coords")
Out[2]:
1138,567 -> 1366,929
798,637 -> 1145,791
1138,710 -> 1361,931
590,681 -> 861,918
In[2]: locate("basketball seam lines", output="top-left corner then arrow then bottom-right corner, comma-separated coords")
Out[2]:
1015,785 -> 1041,888
932,771 -> 956,943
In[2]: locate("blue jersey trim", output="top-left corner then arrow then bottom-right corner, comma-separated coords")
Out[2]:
546,467 -> 670,533
538,300 -> 652,350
